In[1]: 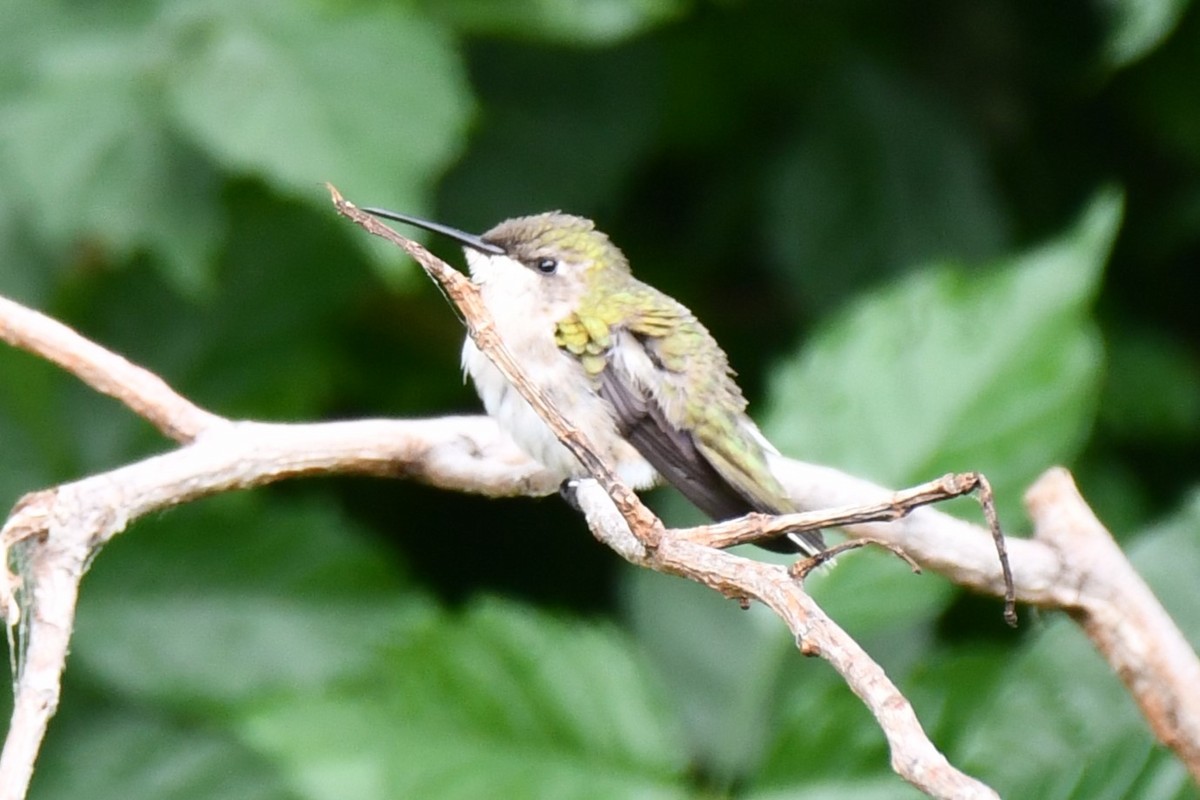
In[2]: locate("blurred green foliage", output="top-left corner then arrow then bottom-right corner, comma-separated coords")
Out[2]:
1,0 -> 1199,797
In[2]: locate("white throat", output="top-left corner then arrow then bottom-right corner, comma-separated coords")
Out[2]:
462,248 -> 575,327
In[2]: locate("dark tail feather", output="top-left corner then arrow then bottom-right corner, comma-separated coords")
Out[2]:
758,528 -> 826,556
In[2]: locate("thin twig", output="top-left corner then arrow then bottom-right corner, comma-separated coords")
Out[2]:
789,537 -> 923,580
684,470 -> 1017,624
0,296 -> 223,442
973,473 -> 1017,626
683,472 -> 976,546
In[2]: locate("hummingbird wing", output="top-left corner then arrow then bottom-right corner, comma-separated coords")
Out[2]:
558,290 -> 824,556
596,368 -> 761,519
599,366 -> 824,555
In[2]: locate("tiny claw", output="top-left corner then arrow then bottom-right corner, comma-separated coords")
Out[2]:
789,537 -> 922,581
558,479 -> 582,512
789,555 -> 824,581
1004,604 -> 1019,628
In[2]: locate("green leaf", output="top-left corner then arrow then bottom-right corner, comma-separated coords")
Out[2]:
746,607 -> 1013,795
423,0 -> 687,45
0,18 -> 222,294
748,660 -> 897,789
744,778 -> 925,800
1102,0 -> 1192,68
32,704 -> 295,800
72,499 -> 690,797
807,551 -> 955,636
902,645 -> 1015,749
1127,491 -> 1200,643
0,190 -> 58,306
161,0 -> 473,236
237,598 -> 691,800
72,493 -> 432,713
763,189 -> 1121,525
0,0 -> 472,290
621,563 -> 805,783
762,60 -> 1010,308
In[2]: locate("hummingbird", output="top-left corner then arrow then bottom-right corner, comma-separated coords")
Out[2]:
364,207 -> 824,555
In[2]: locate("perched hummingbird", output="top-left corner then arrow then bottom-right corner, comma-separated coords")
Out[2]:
364,207 -> 824,555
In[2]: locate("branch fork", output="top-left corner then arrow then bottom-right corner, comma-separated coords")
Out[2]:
0,188 -> 1192,800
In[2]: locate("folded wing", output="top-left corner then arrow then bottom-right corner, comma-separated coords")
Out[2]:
555,283 -> 825,555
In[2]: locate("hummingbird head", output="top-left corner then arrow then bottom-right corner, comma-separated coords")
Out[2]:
477,213 -> 630,278
363,208 -> 630,313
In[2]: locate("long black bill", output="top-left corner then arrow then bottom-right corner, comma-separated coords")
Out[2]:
362,207 -> 506,255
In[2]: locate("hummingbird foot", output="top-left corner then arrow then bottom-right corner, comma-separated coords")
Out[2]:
788,537 -> 922,581
558,479 -> 583,513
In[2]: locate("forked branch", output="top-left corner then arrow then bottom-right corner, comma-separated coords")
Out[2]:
0,187 -> 1193,800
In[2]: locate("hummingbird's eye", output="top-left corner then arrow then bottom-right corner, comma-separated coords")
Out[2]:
534,257 -> 558,275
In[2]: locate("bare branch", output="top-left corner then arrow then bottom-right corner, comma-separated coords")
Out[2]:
681,470 -> 1017,624
1026,468 -> 1200,780
0,295 -> 223,443
769,458 -> 1069,604
0,494 -> 85,800
0,186 -> 1194,798
682,472 -> 988,549
0,415 -> 562,800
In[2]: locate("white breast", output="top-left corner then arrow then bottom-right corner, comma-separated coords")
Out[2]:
460,250 -> 655,488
